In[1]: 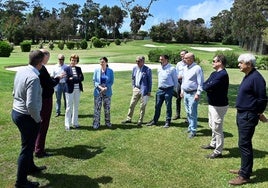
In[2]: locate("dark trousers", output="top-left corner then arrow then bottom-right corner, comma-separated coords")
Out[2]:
12,110 -> 40,185
173,80 -> 182,117
35,97 -> 52,155
237,111 -> 259,179
153,87 -> 173,123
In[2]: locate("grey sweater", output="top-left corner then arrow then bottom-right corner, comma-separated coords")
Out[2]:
12,65 -> 42,123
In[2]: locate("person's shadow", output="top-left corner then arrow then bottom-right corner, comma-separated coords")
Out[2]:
35,173 -> 112,188
251,168 -> 268,184
46,145 -> 105,159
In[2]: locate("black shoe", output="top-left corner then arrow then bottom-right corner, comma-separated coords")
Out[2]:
146,120 -> 156,126
172,115 -> 180,120
163,122 -> 170,128
28,165 -> 47,175
121,119 -> 132,123
35,152 -> 52,158
206,153 -> 222,159
137,122 -> 142,126
15,180 -> 40,188
55,113 -> 60,117
201,144 -> 215,150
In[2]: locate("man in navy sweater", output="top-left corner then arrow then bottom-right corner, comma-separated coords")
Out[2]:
202,55 -> 229,159
229,53 -> 267,186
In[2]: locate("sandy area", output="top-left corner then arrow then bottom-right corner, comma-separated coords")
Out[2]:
6,63 -> 160,73
190,47 -> 232,52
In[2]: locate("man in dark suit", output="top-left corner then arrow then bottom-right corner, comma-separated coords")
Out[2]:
122,56 -> 152,126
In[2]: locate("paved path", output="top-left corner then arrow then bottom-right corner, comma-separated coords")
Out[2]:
6,63 -> 160,73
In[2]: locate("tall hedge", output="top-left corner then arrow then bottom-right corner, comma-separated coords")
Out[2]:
20,41 -> 31,52
0,41 -> 12,57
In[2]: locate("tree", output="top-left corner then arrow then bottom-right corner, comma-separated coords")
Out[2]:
232,0 -> 268,52
120,0 -> 158,37
0,0 -> 29,43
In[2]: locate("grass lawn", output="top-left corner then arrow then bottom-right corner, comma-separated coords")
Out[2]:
0,40 -> 268,188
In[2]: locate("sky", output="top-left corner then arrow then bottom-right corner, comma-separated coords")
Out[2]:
38,0 -> 234,31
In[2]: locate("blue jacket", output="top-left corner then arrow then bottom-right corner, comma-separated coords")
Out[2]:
132,65 -> 152,96
64,66 -> 84,93
93,67 -> 114,97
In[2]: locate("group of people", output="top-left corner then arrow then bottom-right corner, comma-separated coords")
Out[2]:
11,48 -> 267,187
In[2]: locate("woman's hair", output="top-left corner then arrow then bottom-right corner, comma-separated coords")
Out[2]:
100,57 -> 108,67
70,54 -> 79,63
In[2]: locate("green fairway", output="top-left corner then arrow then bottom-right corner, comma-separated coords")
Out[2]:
0,40 -> 267,188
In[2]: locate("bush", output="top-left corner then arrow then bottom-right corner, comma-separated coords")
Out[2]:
114,38 -> 121,45
66,41 -> 75,50
48,41 -> 54,50
80,40 -> 88,49
92,38 -> 105,48
214,50 -> 239,68
148,48 -> 173,63
58,41 -> 64,50
20,41 -> 31,52
0,41 -> 12,57
256,56 -> 268,70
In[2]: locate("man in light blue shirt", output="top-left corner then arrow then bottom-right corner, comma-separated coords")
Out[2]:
181,52 -> 204,138
147,55 -> 178,128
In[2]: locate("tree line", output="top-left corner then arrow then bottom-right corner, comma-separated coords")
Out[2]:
0,0 -> 267,54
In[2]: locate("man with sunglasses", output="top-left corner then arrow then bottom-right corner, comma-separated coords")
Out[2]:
51,54 -> 68,117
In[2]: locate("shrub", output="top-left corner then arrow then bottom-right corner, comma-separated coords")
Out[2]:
48,41 -> 54,50
214,50 -> 239,68
92,38 -> 105,48
38,41 -> 44,49
114,38 -> 121,45
148,48 -> 173,63
0,41 -> 12,57
80,40 -> 88,49
58,41 -> 64,50
20,41 -> 31,52
256,56 -> 268,70
66,41 -> 75,50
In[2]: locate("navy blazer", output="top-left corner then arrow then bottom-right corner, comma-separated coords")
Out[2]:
132,65 -> 152,96
64,66 -> 84,93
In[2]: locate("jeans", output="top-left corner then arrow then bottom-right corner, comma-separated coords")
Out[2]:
55,83 -> 66,114
237,111 -> 259,179
184,92 -> 198,133
153,87 -> 173,123
12,110 -> 40,185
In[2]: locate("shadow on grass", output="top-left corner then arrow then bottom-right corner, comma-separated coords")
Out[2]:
34,173 -> 112,188
251,168 -> 268,184
78,114 -> 94,118
223,147 -> 268,158
197,128 -> 233,138
46,145 -> 105,159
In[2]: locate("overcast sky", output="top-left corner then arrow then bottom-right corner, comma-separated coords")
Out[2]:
38,0 -> 234,31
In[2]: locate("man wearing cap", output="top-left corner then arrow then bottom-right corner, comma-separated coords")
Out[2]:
122,56 -> 152,126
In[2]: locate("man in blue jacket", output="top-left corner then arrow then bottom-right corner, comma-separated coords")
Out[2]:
122,56 -> 152,126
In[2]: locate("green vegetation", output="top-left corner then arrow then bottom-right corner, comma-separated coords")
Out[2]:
0,40 -> 267,187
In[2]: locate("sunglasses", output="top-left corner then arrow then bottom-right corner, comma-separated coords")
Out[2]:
59,59 -> 64,60
212,60 -> 218,63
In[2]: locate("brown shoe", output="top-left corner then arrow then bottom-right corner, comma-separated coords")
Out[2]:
229,176 -> 250,185
229,169 -> 240,174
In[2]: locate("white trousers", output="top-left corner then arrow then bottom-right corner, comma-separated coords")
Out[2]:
208,105 -> 228,154
65,88 -> 81,128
